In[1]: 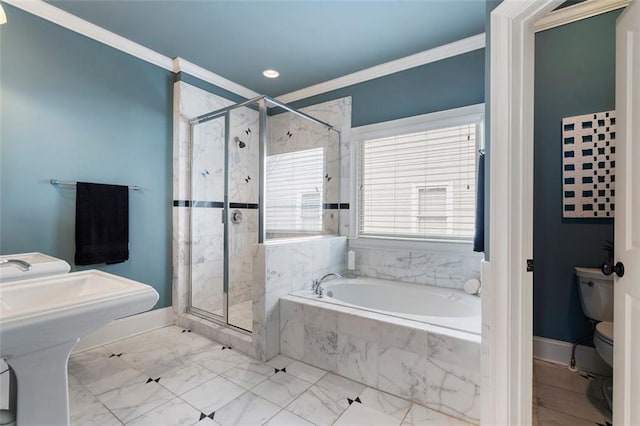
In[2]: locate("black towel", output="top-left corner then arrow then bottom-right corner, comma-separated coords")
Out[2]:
75,182 -> 129,265
473,152 -> 485,253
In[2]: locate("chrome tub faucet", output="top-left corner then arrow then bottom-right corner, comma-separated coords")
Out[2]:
311,272 -> 343,297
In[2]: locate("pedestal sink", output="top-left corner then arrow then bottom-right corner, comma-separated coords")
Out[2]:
0,270 -> 159,426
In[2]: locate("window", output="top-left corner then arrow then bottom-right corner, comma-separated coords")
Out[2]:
266,148 -> 324,232
357,108 -> 481,241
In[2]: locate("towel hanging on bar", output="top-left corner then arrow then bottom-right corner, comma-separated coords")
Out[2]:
75,182 -> 129,265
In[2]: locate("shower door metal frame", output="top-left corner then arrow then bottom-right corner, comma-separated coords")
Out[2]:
186,95 -> 340,333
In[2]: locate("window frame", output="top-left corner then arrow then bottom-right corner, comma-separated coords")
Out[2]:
350,104 -> 484,251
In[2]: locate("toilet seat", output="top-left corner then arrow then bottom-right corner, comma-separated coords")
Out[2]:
595,321 -> 614,344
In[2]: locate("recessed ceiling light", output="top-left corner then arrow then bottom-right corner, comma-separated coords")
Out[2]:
263,69 -> 280,79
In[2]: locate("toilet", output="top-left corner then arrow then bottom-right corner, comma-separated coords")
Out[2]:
575,266 -> 614,407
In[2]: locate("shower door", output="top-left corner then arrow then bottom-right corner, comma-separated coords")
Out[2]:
190,114 -> 226,322
189,105 -> 258,333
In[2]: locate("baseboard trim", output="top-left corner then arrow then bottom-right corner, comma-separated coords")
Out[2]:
533,336 -> 612,375
73,307 -> 175,353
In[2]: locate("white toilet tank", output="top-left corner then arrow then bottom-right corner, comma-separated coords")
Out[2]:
575,267 -> 614,321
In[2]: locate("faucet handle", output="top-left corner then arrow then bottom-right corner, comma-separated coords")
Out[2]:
311,279 -> 319,293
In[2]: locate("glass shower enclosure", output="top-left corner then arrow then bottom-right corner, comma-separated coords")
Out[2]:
188,96 -> 340,332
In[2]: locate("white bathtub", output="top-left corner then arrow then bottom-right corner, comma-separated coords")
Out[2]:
296,277 -> 480,334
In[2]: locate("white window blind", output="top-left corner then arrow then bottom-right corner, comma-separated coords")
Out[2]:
266,148 -> 324,232
359,123 -> 478,241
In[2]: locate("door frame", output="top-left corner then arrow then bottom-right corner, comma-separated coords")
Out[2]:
483,1 -> 562,424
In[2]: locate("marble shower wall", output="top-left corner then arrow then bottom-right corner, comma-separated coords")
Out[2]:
253,236 -> 347,360
280,296 -> 481,424
348,245 -> 482,290
267,97 -> 352,236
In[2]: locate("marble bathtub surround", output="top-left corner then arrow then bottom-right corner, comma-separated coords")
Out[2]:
280,296 -> 481,424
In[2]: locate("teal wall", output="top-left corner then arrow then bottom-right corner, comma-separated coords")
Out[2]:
0,6 -> 174,308
287,49 -> 485,128
533,10 -> 620,343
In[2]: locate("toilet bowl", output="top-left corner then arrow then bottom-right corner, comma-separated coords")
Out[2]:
594,320 -> 614,367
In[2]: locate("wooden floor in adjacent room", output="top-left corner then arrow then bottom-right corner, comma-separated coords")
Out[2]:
533,359 -> 611,426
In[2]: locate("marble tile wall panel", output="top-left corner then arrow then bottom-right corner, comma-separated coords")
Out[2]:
349,246 -> 482,290
279,296 -> 481,424
228,106 -> 259,204
253,236 -> 347,361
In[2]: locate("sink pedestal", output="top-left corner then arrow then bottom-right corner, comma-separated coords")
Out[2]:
6,339 -> 79,426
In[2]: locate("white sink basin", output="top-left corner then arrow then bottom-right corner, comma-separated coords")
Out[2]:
0,252 -> 71,282
0,270 -> 159,426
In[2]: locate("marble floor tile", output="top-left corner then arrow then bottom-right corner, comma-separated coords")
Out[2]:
314,373 -> 366,401
126,397 -> 203,426
221,360 -> 275,389
180,377 -> 246,414
69,347 -> 135,391
157,362 -> 218,395
358,387 -> 412,421
334,402 -> 400,426
84,368 -> 148,396
286,384 -> 348,426
266,354 -> 295,370
191,346 -> 251,374
251,372 -> 312,407
97,379 -> 174,423
213,391 -> 280,426
68,380 -> 122,426
401,404 -> 472,426
263,409 -> 314,426
285,361 -> 326,384
118,345 -> 190,378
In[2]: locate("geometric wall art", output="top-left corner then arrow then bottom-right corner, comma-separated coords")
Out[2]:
562,110 -> 616,218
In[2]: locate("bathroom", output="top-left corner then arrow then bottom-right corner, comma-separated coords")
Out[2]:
1,1 -> 639,425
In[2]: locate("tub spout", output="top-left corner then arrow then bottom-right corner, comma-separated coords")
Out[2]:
318,272 -> 343,283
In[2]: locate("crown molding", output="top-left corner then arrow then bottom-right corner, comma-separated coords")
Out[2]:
3,0 -> 258,99
172,57 -> 259,99
534,0 -> 630,32
276,33 -> 486,104
3,0 -> 174,71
